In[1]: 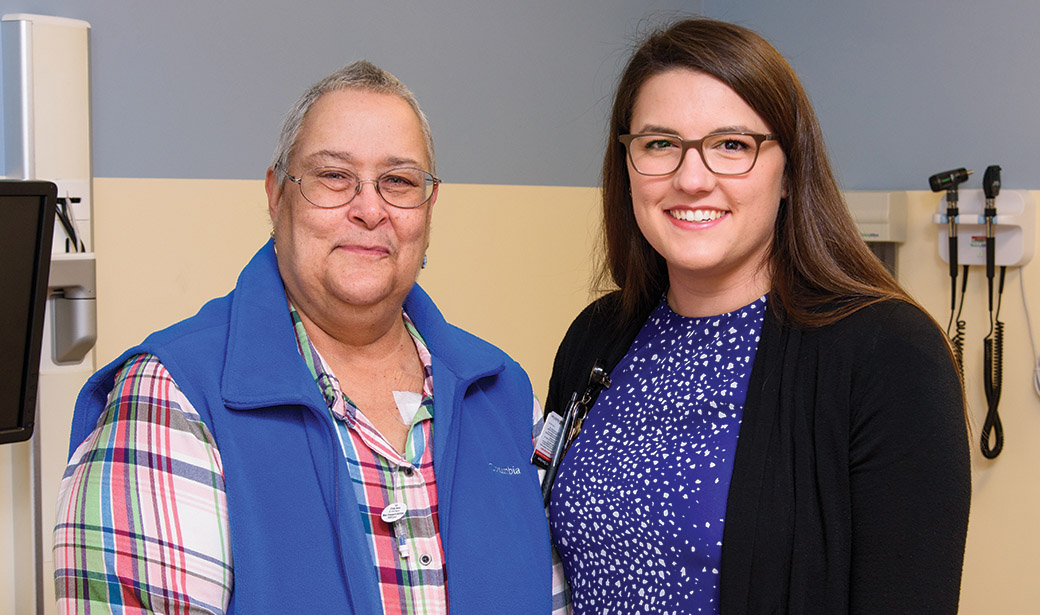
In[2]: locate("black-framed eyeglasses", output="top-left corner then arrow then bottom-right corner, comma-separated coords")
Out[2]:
280,165 -> 440,209
619,132 -> 779,176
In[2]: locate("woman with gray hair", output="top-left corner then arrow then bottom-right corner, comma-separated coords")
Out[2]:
55,60 -> 559,614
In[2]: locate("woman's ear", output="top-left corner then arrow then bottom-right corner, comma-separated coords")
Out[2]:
266,166 -> 283,224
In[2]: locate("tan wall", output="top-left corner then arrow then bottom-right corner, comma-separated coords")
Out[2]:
896,191 -> 1040,613
88,179 -> 602,402
2,179 -> 1038,612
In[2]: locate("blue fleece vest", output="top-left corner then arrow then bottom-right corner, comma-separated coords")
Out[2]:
70,241 -> 552,614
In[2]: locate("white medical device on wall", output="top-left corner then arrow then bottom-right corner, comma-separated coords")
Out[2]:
3,13 -> 96,362
845,190 -> 908,276
934,189 -> 1036,268
1,13 -> 93,614
931,182 -> 1036,460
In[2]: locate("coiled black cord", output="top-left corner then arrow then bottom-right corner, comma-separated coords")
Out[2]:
981,266 -> 1006,459
947,266 -> 970,381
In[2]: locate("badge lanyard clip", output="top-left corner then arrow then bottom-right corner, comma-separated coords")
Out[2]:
535,363 -> 612,506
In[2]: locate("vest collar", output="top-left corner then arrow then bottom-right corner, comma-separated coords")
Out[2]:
221,240 -> 506,409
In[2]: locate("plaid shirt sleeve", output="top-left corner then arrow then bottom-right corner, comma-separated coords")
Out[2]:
53,353 -> 232,614
534,398 -> 572,615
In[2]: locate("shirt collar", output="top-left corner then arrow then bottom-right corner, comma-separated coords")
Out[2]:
287,303 -> 434,423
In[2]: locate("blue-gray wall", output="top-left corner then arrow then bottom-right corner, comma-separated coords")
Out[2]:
2,1 -> 1038,189
0,1 -> 696,186
703,0 -> 1040,190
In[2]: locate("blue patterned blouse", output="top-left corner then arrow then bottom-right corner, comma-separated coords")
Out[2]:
549,295 -> 767,614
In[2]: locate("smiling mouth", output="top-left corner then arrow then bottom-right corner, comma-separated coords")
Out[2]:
668,209 -> 727,223
339,244 -> 391,256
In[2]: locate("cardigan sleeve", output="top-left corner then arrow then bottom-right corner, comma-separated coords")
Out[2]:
846,301 -> 970,614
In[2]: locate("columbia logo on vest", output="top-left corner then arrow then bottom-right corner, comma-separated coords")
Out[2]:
488,462 -> 522,476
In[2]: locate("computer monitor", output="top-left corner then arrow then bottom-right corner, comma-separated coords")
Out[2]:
0,180 -> 56,444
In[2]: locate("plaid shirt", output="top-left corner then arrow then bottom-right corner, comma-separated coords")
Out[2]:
54,308 -> 570,614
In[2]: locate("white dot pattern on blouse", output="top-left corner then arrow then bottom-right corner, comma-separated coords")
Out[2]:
549,296 -> 766,614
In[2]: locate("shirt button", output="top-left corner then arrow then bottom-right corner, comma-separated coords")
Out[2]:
419,553 -> 433,566
402,467 -> 415,477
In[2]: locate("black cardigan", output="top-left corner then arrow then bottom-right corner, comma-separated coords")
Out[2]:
546,293 -> 970,614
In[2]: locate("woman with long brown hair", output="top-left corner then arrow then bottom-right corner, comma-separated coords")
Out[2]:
542,18 -> 969,614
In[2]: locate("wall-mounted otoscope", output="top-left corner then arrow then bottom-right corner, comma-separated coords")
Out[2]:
929,167 -> 973,312
929,168 -> 1037,460
983,165 -> 1001,311
981,164 -> 1005,459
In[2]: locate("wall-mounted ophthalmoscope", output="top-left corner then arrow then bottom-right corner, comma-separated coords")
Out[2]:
929,167 -> 973,314
929,168 -> 973,377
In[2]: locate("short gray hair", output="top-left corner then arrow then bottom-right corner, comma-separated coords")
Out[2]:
270,60 -> 435,180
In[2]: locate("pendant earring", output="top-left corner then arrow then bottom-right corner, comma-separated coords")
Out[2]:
422,254 -> 428,269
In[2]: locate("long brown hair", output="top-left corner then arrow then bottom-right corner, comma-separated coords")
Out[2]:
601,18 -> 911,327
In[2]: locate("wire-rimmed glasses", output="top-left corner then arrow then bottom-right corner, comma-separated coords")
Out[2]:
619,132 -> 779,176
280,165 -> 440,209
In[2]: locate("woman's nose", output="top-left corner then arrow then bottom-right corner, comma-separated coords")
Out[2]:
347,180 -> 389,228
672,148 -> 717,194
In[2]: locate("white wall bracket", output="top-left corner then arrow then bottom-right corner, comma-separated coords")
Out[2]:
845,190 -> 908,277
933,189 -> 1036,267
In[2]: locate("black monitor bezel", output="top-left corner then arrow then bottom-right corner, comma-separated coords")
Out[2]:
0,179 -> 57,444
